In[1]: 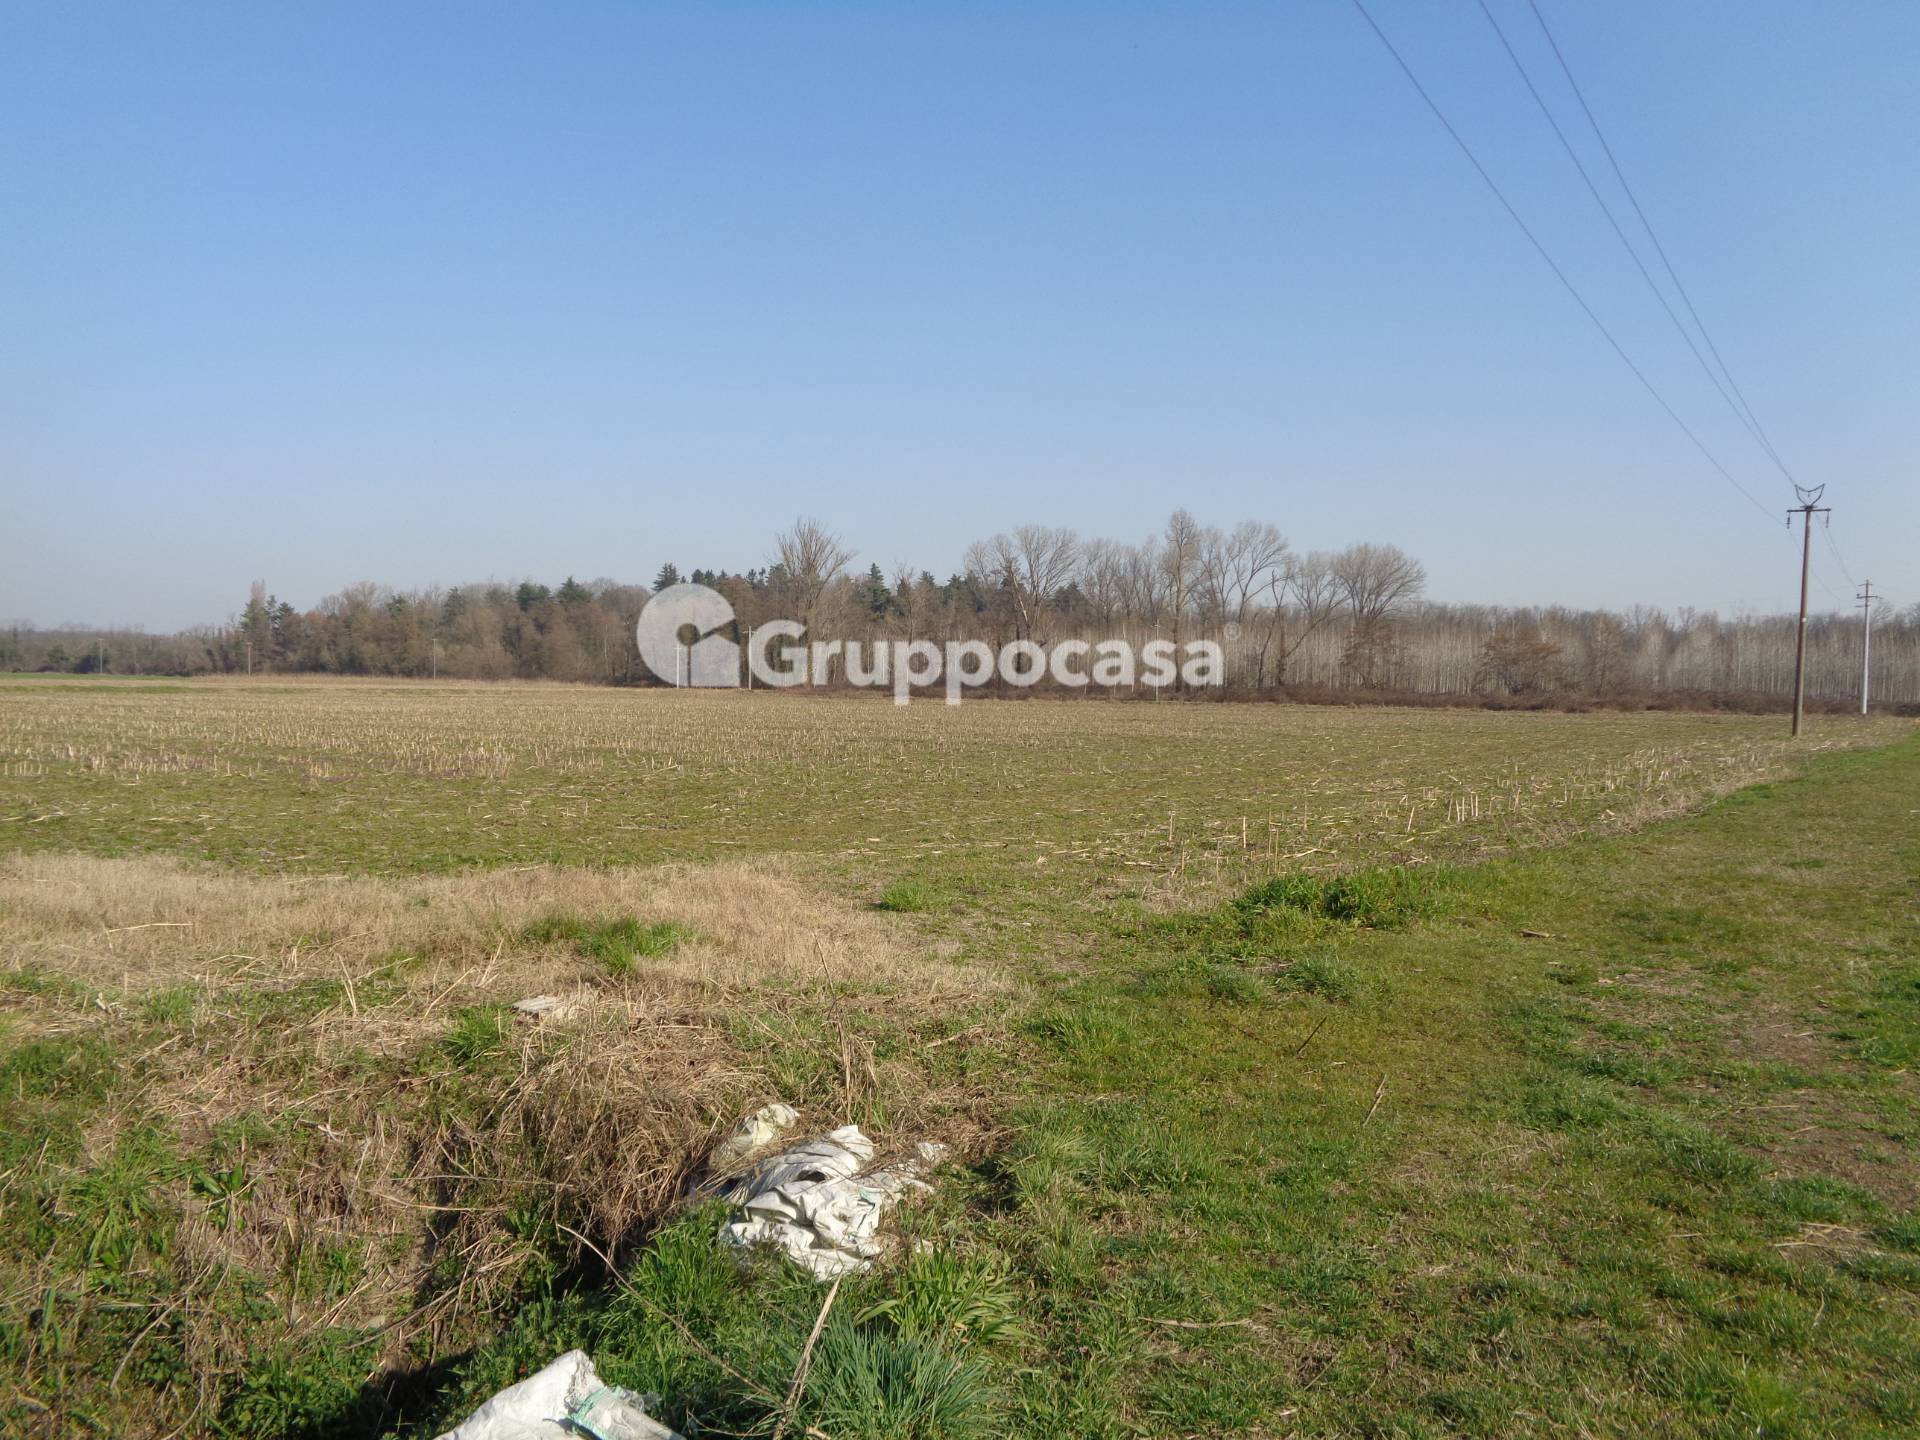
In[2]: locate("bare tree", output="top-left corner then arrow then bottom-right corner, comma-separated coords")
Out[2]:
1252,550 -> 1343,687
1331,543 -> 1425,686
964,525 -> 1078,640
1118,538 -> 1167,625
1077,538 -> 1126,629
772,517 -> 855,624
1205,521 -> 1289,629
1330,543 -> 1426,626
1581,612 -> 1628,696
1160,510 -> 1204,646
1475,627 -> 1566,696
890,562 -> 916,636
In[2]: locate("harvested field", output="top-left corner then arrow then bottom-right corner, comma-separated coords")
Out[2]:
0,678 -> 1900,884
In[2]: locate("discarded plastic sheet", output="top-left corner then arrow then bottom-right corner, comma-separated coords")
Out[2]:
718,1124 -> 947,1280
708,1101 -> 800,1172
512,993 -> 583,1023
435,1349 -> 682,1440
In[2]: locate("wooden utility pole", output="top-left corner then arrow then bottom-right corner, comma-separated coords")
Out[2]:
1856,580 -> 1875,716
1788,485 -> 1830,738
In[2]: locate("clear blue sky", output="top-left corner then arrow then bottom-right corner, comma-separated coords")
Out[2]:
2,1 -> 1913,631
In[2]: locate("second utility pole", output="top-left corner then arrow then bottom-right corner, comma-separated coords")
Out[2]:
1857,580 -> 1875,716
1788,484 -> 1830,738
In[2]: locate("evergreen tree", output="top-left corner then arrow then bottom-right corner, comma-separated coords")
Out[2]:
862,563 -> 894,618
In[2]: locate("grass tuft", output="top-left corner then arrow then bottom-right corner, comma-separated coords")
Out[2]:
441,1005 -> 513,1069
804,1318 -> 1000,1440
1274,949 -> 1361,1001
1237,865 -> 1446,929
857,1247 -> 1023,1347
876,880 -> 948,914
525,913 -> 691,976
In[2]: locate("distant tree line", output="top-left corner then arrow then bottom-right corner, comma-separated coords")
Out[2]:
5,513 -> 1912,706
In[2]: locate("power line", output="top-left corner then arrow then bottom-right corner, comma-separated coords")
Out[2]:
1473,0 -> 1789,480
1517,5 -> 1874,611
1804,512 -> 1848,607
1525,0 -> 1797,485
1344,0 -> 1778,527
1821,525 -> 1858,586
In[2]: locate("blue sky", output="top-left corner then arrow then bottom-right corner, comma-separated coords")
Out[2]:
1,1 -> 1913,630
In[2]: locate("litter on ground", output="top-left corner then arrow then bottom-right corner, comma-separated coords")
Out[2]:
707,1101 -> 801,1172
512,993 -> 582,1023
717,1123 -> 947,1280
435,1349 -> 682,1440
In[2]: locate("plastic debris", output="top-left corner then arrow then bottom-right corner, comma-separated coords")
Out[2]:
435,1349 -> 682,1440
512,994 -> 583,1023
718,1124 -> 946,1280
708,1101 -> 801,1172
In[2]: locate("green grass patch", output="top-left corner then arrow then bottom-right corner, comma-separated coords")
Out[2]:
876,879 -> 950,914
441,1005 -> 513,1069
1237,863 -> 1449,928
524,914 -> 691,976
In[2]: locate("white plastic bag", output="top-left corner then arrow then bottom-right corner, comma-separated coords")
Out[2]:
435,1349 -> 682,1440
718,1125 -> 944,1280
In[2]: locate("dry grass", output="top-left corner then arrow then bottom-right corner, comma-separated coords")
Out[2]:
0,851 -> 970,995
0,853 -> 1000,1413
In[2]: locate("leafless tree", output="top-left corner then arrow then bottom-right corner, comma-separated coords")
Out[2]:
964,525 -> 1078,640
1160,510 -> 1204,645
890,562 -> 916,635
1202,520 -> 1289,630
772,517 -> 855,624
1077,538 -> 1126,629
1329,543 -> 1424,687
1117,538 -> 1167,625
1474,627 -> 1566,695
1330,543 -> 1426,626
1581,612 -> 1628,695
113,504 -> 1920,701
1253,550 -> 1343,686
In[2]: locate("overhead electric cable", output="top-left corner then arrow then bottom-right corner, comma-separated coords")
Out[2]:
1473,0 -> 1788,478
1344,0 -> 1778,527
1821,525 -> 1858,586
1525,0 -> 1796,484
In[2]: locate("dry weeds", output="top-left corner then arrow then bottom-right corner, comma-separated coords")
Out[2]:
0,853 -> 1001,1395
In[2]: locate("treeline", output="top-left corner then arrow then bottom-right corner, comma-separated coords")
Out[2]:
6,513 -> 1912,706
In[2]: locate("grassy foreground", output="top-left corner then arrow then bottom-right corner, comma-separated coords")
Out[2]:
0,690 -> 1913,1437
991,732 -> 1920,1437
389,729 -> 1919,1439
417,730 -> 1915,1440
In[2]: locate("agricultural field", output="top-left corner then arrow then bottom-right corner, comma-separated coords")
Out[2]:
0,676 -> 1914,1438
0,676 -> 1885,880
